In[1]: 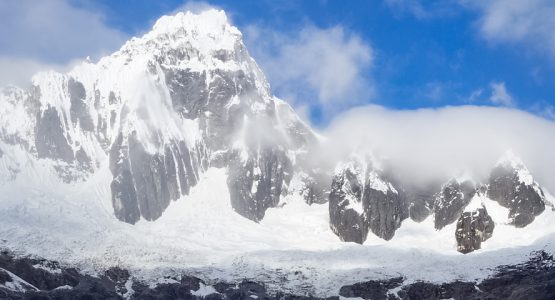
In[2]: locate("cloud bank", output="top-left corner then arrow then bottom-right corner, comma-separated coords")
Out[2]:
321,105 -> 555,192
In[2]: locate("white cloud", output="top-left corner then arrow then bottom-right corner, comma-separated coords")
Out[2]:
0,57 -> 80,88
385,0 -> 458,19
322,105 -> 555,192
467,88 -> 484,103
245,24 -> 374,115
386,0 -> 428,19
173,1 -> 221,14
489,81 -> 515,106
531,101 -> 555,121
463,0 -> 555,57
0,0 -> 126,87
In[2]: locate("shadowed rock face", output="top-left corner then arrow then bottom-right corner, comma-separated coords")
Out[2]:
228,146 -> 292,222
329,159 -> 406,243
109,130 -> 204,224
35,106 -> 75,163
364,184 -> 407,241
455,207 -> 495,254
488,165 -> 545,227
433,180 -> 476,230
68,78 -> 94,132
329,166 -> 368,243
404,185 -> 437,223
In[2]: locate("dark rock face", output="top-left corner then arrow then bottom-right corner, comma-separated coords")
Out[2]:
338,251 -> 555,300
227,146 -> 292,221
397,281 -> 479,300
433,179 -> 476,230
477,250 -> 555,300
488,164 -> 545,227
329,160 -> 407,243
339,277 -> 403,300
164,68 -> 209,119
109,131 -> 204,224
364,183 -> 407,241
35,106 -> 75,163
68,78 -> 94,132
0,250 -> 80,291
329,163 -> 368,244
0,269 -> 10,284
455,207 -> 495,254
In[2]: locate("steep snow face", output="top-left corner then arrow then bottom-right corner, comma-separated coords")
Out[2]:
0,9 -> 316,224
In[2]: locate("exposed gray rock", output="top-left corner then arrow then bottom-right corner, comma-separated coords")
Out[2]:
488,164 -> 545,227
109,130 -> 205,223
227,146 -> 292,222
164,68 -> 208,119
405,184 -> 438,223
433,179 -> 476,230
329,159 -> 407,243
364,182 -> 407,241
339,277 -> 403,300
68,78 -> 94,132
35,106 -> 75,163
329,164 -> 368,243
109,132 -> 140,224
455,207 -> 495,254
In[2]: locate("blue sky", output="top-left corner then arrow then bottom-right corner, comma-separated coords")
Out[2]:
2,0 -> 555,125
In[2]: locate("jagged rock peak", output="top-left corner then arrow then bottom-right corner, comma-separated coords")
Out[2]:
329,154 -> 407,243
495,150 -> 536,185
433,178 -> 476,230
488,151 -> 546,227
117,9 -> 241,57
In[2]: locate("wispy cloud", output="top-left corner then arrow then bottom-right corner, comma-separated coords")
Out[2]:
489,81 -> 515,107
462,0 -> 555,58
385,0 -> 459,19
173,1 -> 221,15
245,24 -> 374,119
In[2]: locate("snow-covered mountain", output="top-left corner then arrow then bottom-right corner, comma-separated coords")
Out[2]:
1,9 -> 317,224
1,8 -> 555,298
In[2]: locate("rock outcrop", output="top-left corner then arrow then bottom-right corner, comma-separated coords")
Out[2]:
488,156 -> 546,227
329,157 -> 407,243
455,206 -> 495,253
433,179 -> 476,230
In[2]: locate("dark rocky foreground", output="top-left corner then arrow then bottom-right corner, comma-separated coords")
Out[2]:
1,249 -> 555,300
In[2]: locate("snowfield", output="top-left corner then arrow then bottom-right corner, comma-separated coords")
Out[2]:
1,142 -> 555,297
